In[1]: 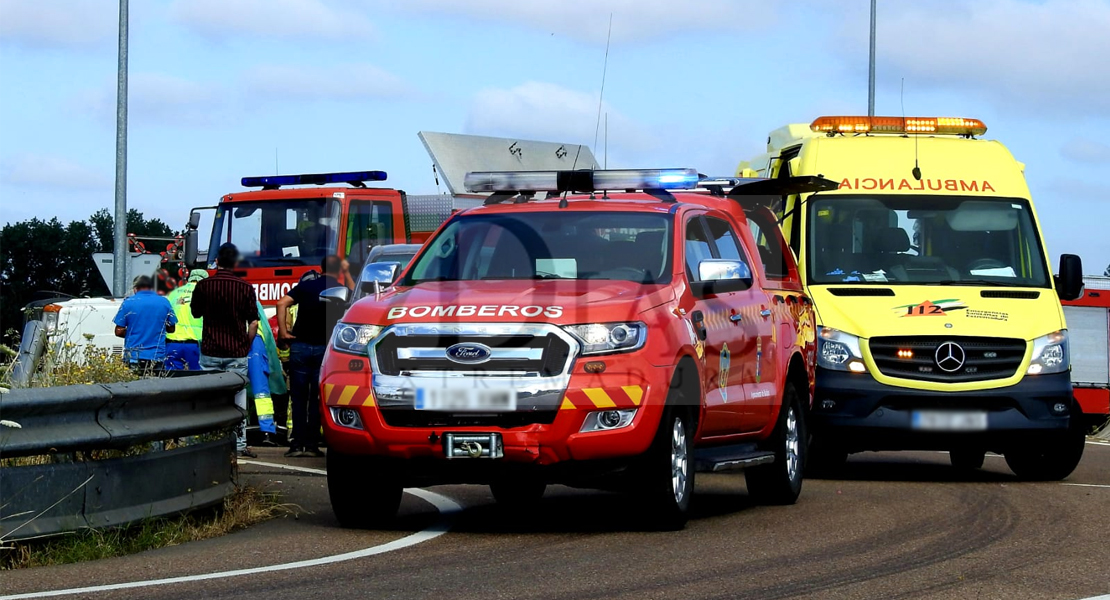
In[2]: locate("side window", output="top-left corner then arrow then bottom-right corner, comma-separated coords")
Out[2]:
746,213 -> 789,279
704,217 -> 751,267
345,201 -> 395,270
684,217 -> 714,281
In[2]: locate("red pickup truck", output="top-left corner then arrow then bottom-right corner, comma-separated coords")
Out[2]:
319,169 -> 833,529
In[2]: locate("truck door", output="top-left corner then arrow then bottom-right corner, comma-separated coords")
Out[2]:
344,199 -> 396,275
685,213 -> 763,438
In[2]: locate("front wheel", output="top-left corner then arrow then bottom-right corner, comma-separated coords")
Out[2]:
1005,426 -> 1086,481
746,383 -> 806,505
637,405 -> 694,530
327,450 -> 403,528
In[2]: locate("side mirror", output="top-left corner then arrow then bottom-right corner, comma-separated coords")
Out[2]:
356,261 -> 402,299
320,286 -> 350,304
1055,254 -> 1084,301
183,229 -> 198,267
188,211 -> 202,229
693,259 -> 753,297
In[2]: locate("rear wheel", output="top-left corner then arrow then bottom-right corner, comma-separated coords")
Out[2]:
638,404 -> 694,530
746,383 -> 806,505
490,479 -> 547,509
1005,425 -> 1086,481
950,448 -> 986,471
327,450 -> 403,528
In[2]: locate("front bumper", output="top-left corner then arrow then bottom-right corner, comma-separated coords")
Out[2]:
320,360 -> 670,483
811,368 -> 1074,451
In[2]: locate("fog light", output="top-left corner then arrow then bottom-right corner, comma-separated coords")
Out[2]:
599,410 -> 622,428
848,361 -> 867,373
580,408 -> 637,432
330,407 -> 363,430
1052,402 -> 1068,414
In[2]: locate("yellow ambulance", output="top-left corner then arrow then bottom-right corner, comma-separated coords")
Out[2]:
739,116 -> 1087,480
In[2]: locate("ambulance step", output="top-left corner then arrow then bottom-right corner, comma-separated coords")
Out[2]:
694,445 -> 776,473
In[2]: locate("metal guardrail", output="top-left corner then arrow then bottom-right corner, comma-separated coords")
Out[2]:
0,373 -> 247,541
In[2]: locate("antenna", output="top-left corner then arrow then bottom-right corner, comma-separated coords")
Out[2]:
275,148 -> 279,175
868,0 -> 877,116
592,13 -> 613,161
604,112 -> 608,169
901,78 -> 922,180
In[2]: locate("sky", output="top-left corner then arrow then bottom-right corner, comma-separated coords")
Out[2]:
0,0 -> 1107,273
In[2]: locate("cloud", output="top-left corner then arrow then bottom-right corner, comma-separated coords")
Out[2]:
398,0 -> 775,43
79,73 -> 225,126
0,154 -> 110,189
244,63 -> 413,102
1060,137 -> 1110,164
862,0 -> 1110,114
0,0 -> 115,48
169,0 -> 373,40
465,81 -> 656,157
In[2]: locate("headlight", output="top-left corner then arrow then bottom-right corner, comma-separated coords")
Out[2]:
817,326 -> 867,373
331,323 -> 382,355
1027,330 -> 1068,375
563,322 -> 646,355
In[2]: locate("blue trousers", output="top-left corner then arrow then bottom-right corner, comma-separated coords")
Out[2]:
165,342 -> 201,371
289,342 -> 326,450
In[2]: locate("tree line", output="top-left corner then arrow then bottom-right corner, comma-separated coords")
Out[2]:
0,209 -> 174,343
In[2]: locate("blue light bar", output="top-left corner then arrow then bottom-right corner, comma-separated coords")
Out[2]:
464,168 -> 700,193
241,170 -> 387,188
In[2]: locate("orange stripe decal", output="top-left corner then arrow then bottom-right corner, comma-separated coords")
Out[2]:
323,383 -> 335,404
560,397 -> 576,410
336,386 -> 358,406
583,388 -> 617,409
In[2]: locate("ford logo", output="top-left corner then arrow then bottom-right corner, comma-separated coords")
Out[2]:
445,343 -> 493,364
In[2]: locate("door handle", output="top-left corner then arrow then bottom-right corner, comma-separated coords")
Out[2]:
760,309 -> 772,318
729,313 -> 743,323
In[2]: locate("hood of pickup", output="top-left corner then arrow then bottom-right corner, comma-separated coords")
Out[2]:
344,279 -> 676,325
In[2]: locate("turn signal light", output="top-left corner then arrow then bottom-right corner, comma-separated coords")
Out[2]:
810,116 -> 987,136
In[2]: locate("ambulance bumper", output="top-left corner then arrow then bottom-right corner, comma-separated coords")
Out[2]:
810,368 -> 1073,451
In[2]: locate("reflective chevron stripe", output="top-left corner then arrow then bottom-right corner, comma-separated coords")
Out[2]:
323,384 -> 376,407
560,385 -> 645,410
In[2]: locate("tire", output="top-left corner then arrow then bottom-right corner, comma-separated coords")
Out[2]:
806,435 -> 848,478
327,450 -> 403,528
746,383 -> 806,505
490,479 -> 547,508
638,404 -> 694,531
1005,424 -> 1086,481
950,448 -> 986,471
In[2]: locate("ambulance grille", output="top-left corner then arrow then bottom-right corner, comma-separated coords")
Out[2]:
375,333 -> 572,376
868,336 -> 1027,383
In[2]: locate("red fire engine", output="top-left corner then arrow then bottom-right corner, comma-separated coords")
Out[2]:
1062,276 -> 1110,430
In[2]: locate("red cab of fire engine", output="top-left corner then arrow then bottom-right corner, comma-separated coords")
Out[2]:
319,168 -> 832,529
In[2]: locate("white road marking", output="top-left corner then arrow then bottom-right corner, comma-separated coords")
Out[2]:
1076,595 -> 1110,599
1062,483 -> 1110,489
0,460 -> 461,600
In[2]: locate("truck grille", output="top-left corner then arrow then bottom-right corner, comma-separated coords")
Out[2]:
375,332 -> 572,377
379,410 -> 558,428
868,336 -> 1027,383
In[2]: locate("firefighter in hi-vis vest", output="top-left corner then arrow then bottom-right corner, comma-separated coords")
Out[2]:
249,301 -> 287,446
165,269 -> 207,370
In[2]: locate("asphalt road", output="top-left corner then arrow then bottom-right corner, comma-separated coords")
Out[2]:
4,442 -> 1109,600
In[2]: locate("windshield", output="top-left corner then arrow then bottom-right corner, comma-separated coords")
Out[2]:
208,199 -> 340,268
808,195 -> 1049,287
403,212 -> 672,285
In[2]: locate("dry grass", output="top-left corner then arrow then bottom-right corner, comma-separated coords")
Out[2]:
1,486 -> 292,569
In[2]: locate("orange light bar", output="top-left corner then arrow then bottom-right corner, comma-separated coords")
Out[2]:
810,116 -> 986,136
43,304 -> 63,313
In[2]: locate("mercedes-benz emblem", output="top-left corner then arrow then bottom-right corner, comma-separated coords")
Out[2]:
935,341 -> 966,373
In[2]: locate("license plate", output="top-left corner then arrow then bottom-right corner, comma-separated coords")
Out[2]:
414,387 -> 518,412
444,433 -> 504,459
911,410 -> 988,431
